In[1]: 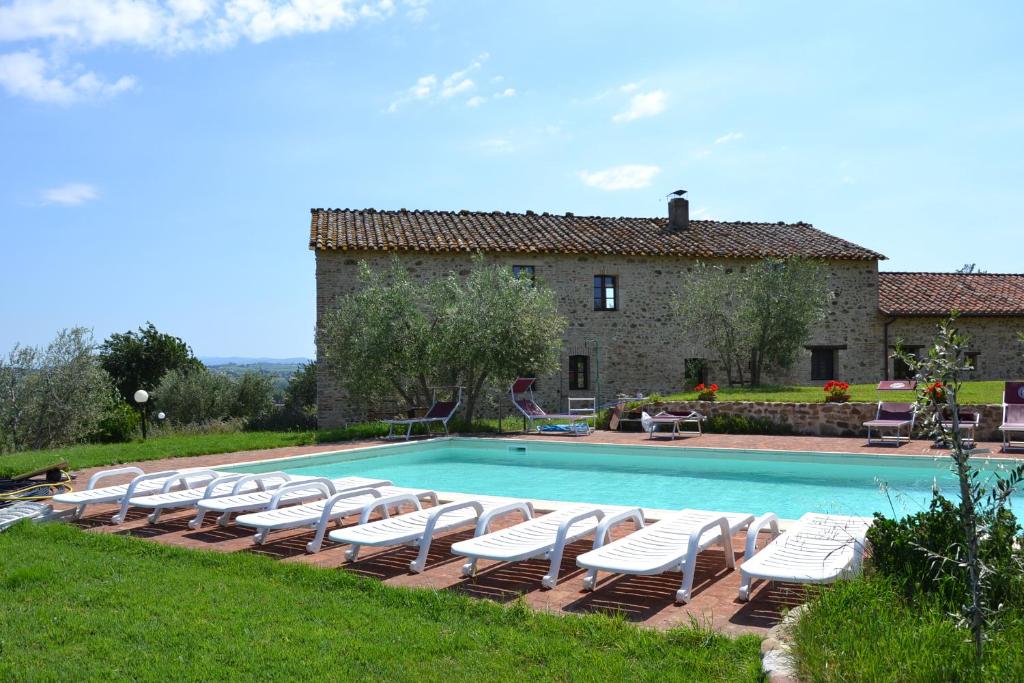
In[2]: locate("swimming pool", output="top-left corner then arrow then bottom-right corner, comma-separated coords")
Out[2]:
225,438 -> 1020,519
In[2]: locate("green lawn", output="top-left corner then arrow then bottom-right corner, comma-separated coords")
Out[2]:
0,417 -> 523,479
0,425 -> 387,479
665,380 -> 1004,405
0,523 -> 763,682
791,577 -> 1024,682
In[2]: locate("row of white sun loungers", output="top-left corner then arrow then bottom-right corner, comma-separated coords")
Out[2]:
53,466 -> 872,602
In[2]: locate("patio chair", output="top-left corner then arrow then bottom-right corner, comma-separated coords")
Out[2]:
510,378 -> 594,435
187,475 -> 391,529
738,512 -> 871,601
451,505 -> 645,588
864,382 -> 918,446
234,484 -> 438,550
938,407 -> 981,448
328,496 -> 534,573
575,508 -> 755,603
125,471 -> 294,525
1000,381 -> 1024,452
52,466 -> 218,522
383,387 -> 462,440
640,410 -> 704,439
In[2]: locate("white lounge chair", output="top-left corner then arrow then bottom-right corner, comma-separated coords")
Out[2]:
187,475 -> 390,529
125,471 -> 295,524
451,505 -> 644,588
328,496 -> 534,573
575,509 -> 755,603
641,410 -> 704,440
234,484 -> 439,550
52,466 -> 217,522
737,512 -> 871,601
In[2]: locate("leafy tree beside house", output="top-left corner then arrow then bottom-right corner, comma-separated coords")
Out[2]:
674,258 -> 832,386
99,322 -> 203,402
319,256 -> 566,424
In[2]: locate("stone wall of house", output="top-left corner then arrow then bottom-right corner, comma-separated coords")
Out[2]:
314,249 -> 883,427
663,400 -> 1007,440
886,316 -> 1024,381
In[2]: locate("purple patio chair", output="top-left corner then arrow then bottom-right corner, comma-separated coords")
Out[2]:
383,388 -> 461,440
1000,381 -> 1024,452
864,380 -> 918,446
938,408 -> 981,448
510,378 -> 594,435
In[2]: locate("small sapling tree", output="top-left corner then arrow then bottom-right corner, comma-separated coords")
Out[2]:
894,316 -> 1024,660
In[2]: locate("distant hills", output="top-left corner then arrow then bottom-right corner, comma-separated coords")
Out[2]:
202,357 -> 312,397
200,357 -> 312,366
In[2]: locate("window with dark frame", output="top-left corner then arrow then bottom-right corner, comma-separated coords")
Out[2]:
512,265 -> 535,281
568,355 -> 590,390
892,346 -> 922,380
593,275 -> 617,311
810,348 -> 837,381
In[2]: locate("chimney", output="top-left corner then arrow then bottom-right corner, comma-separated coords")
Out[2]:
668,191 -> 689,231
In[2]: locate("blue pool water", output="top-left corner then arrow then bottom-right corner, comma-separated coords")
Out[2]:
226,438 -> 1020,519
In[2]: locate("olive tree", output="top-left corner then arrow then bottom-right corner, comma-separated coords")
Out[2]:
318,260 -> 435,411
895,317 -> 1024,661
431,257 -> 566,422
0,328 -> 115,452
318,256 -> 566,424
674,258 -> 831,386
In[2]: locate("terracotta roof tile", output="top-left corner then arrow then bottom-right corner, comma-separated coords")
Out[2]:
308,208 -> 884,261
880,272 -> 1024,316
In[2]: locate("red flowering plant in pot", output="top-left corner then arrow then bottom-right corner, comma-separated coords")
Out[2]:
822,380 -> 850,403
923,380 -> 946,404
694,383 -> 719,401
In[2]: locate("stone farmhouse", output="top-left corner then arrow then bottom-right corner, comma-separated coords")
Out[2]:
310,197 -> 1024,427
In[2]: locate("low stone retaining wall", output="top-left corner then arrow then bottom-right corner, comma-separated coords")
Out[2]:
661,400 -> 1005,441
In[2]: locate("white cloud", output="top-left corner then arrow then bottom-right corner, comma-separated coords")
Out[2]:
40,182 -> 99,205
612,89 -> 667,123
619,82 -> 639,93
579,164 -> 660,191
714,131 -> 744,144
0,0 -> 410,49
0,1 -> 424,103
0,51 -> 134,104
388,53 -> 518,113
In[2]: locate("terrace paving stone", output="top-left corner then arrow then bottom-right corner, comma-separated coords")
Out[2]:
50,431 -> 1016,636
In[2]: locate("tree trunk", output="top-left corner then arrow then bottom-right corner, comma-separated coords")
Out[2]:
463,372 -> 488,426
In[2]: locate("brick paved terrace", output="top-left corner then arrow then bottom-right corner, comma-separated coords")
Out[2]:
52,431 -> 1018,637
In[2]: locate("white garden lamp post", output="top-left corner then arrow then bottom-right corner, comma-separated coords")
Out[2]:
134,389 -> 150,440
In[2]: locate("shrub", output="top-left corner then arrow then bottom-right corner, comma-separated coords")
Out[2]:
89,401 -> 140,443
704,413 -> 795,435
868,494 -> 1024,610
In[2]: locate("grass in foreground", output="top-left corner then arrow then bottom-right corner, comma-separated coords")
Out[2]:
665,380 -> 1003,405
791,576 -> 1024,682
0,523 -> 762,682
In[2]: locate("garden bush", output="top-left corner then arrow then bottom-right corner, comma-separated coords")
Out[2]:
88,400 -> 140,443
867,493 -> 1024,610
155,368 -> 274,426
704,413 -> 795,435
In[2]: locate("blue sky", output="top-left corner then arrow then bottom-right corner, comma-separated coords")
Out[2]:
2,1 -> 1022,358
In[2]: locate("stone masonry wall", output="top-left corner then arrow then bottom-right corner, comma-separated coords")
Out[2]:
886,316 -> 1024,381
664,400 -> 1006,441
314,250 -> 883,427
